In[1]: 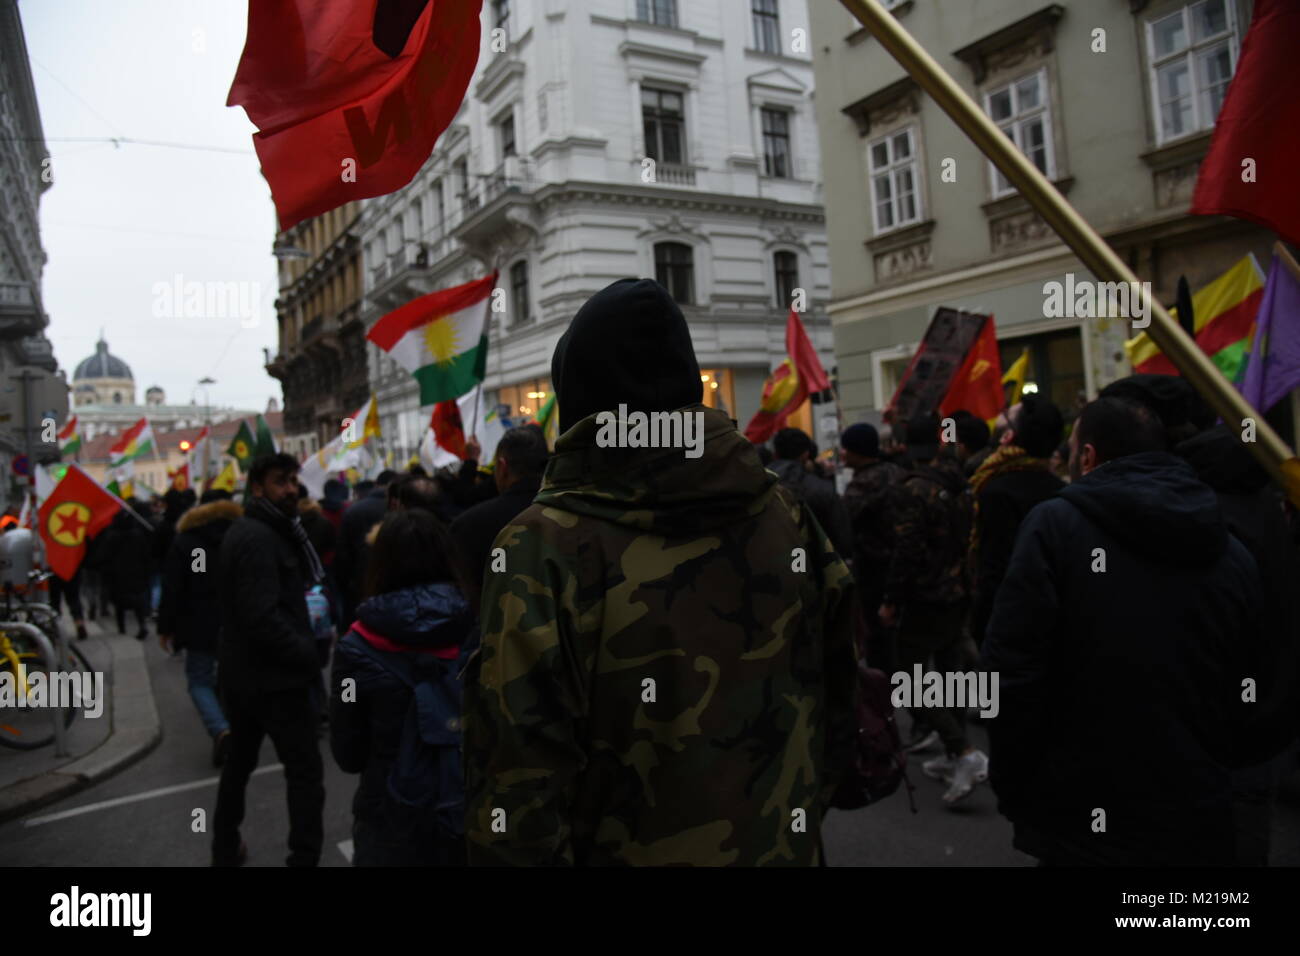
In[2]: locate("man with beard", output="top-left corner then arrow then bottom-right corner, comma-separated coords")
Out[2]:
212,453 -> 327,867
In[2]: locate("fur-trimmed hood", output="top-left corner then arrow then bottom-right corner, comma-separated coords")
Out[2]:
177,499 -> 243,533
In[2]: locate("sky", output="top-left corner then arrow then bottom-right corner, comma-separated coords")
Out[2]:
19,0 -> 281,413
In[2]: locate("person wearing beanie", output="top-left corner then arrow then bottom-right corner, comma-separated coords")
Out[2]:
841,422 -> 907,674
464,277 -> 858,866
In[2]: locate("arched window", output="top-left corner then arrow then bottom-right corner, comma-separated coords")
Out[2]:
113,392 -> 122,405
774,251 -> 798,308
654,242 -> 694,305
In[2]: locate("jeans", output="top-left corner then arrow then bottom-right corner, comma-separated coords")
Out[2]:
185,650 -> 229,738
212,685 -> 325,867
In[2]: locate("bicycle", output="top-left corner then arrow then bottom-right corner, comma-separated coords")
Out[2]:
0,573 -> 93,751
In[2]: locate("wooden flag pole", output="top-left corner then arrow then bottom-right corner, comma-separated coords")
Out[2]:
841,0 -> 1300,507
1275,241 -> 1300,284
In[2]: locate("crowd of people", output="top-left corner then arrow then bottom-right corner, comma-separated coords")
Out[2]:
56,277 -> 1299,867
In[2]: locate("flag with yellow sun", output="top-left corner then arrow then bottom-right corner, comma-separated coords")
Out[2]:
367,272 -> 498,410
38,464 -> 122,580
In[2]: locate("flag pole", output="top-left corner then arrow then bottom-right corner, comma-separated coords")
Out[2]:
68,464 -> 155,532
1275,241 -> 1300,284
841,0 -> 1300,507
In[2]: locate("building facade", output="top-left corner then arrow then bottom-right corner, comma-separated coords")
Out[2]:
357,0 -> 836,463
811,0 -> 1274,425
265,202 -> 369,461
0,0 -> 68,509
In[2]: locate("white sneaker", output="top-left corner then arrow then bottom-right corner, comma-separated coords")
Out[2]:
942,750 -> 989,805
906,730 -> 940,754
922,754 -> 955,781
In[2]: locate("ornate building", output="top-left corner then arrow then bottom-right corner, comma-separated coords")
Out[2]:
265,202 -> 370,461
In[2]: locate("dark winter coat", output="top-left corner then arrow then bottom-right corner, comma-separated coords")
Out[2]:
883,456 -> 972,608
329,581 -> 473,865
96,509 -> 155,600
970,468 -> 1064,644
981,451 -> 1263,865
448,477 -> 542,593
158,499 -> 241,654
767,459 -> 854,558
1178,425 -> 1300,760
335,487 -> 388,623
217,503 -> 320,695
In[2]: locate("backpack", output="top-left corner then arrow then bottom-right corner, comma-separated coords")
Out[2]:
352,635 -> 466,840
831,660 -> 917,812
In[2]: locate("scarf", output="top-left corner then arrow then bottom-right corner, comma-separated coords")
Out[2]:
968,444 -> 1051,561
247,495 -> 325,585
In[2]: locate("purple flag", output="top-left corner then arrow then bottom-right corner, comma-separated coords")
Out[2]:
1241,254 -> 1300,412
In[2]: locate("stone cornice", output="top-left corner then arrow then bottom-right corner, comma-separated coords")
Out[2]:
529,181 -> 825,224
953,4 -> 1066,84
841,77 -> 921,138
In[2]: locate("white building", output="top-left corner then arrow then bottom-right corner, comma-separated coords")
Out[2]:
360,0 -> 837,462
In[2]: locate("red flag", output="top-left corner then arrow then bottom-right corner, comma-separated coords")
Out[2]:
38,465 -> 122,581
939,315 -> 1003,422
1190,0 -> 1300,246
228,0 -> 484,230
744,359 -> 801,444
431,401 -> 467,460
786,309 -> 830,396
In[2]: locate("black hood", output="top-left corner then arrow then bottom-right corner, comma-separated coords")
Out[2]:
551,278 -> 702,434
1059,451 -> 1227,566
1176,424 -> 1270,496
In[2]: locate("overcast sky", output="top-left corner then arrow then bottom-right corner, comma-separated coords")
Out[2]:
20,0 -> 280,413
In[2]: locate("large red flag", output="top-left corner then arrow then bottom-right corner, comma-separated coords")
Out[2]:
786,308 -> 830,396
1190,0 -> 1300,246
38,465 -> 122,581
431,401 -> 467,460
228,0 -> 484,231
939,315 -> 1003,422
743,311 -> 830,443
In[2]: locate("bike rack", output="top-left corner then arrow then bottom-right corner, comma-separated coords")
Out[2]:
1,620 -> 69,756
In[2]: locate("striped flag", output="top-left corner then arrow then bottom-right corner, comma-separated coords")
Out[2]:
109,418 -> 155,467
367,272 -> 497,413
1125,256 -> 1266,381
58,416 -> 81,456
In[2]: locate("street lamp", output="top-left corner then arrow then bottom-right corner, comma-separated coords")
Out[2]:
198,377 -> 215,484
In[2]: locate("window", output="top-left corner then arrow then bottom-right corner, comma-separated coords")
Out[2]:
636,0 -> 677,29
498,379 -> 552,419
774,251 -> 798,308
868,127 -> 920,233
642,87 -> 686,165
492,0 -> 509,34
510,260 -> 530,323
761,108 -> 791,178
432,180 -> 445,235
699,369 -> 736,415
753,0 -> 780,54
654,242 -> 694,304
410,200 -> 423,242
1147,0 -> 1237,145
984,70 -> 1054,197
454,158 -> 472,208
498,112 -> 516,159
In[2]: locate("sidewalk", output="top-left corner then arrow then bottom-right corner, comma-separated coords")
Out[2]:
0,613 -> 162,824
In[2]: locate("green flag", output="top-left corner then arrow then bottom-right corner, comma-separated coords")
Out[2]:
227,421 -> 257,472
254,414 -> 277,457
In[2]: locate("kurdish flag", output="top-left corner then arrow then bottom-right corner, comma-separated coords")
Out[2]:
39,464 -> 122,580
939,315 -> 1003,422
211,460 -> 238,493
367,272 -> 498,411
58,416 -> 81,456
109,418 -> 154,467
1125,256 -> 1266,380
227,421 -> 257,472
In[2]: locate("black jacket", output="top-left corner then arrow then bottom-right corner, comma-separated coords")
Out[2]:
767,459 -> 853,558
448,477 -> 541,593
96,510 -> 155,599
158,499 -> 241,653
970,467 -> 1064,644
1178,425 -> 1300,760
218,504 -> 320,695
329,581 -> 472,864
335,488 -> 388,622
981,452 -> 1262,865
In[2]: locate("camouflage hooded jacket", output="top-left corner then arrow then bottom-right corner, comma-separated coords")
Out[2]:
463,404 -> 858,866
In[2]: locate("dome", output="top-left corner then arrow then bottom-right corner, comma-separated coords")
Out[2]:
74,337 -> 133,382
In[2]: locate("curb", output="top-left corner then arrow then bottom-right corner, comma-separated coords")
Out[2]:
0,628 -> 163,825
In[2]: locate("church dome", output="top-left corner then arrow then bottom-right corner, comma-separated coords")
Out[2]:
74,337 -> 133,382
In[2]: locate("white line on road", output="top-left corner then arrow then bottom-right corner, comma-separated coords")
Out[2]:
23,764 -> 284,827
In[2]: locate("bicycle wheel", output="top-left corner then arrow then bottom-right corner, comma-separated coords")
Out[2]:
0,632 -> 79,750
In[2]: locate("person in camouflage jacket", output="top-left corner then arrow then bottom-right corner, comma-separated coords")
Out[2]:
463,278 -> 858,866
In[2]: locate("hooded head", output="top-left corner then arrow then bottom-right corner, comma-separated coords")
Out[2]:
551,278 -> 703,434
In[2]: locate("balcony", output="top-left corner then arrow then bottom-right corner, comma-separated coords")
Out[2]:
0,281 -> 46,339
454,156 -> 538,247
655,163 -> 696,186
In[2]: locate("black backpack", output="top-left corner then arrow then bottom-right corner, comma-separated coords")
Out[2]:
831,660 -> 917,812
353,637 -> 467,840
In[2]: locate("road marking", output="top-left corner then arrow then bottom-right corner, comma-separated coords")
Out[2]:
23,763 -> 284,827
338,839 -> 353,863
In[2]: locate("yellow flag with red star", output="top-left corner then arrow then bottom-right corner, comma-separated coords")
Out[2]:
38,464 -> 122,580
